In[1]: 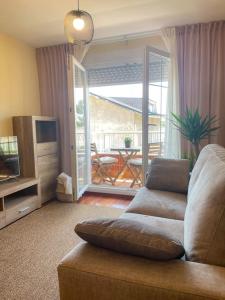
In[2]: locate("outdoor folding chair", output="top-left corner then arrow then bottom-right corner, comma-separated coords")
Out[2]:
91,143 -> 118,185
128,143 -> 162,187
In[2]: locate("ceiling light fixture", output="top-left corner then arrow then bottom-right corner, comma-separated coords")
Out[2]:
64,0 -> 94,45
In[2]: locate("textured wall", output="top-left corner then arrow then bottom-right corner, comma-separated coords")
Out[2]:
0,33 -> 40,136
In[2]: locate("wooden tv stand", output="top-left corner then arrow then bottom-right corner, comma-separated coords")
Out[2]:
0,177 -> 40,229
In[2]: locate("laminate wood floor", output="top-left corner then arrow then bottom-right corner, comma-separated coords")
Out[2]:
79,192 -> 132,209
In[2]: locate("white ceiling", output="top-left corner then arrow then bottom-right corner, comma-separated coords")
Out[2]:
0,0 -> 225,47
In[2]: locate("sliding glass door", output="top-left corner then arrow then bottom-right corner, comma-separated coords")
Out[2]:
142,47 -> 169,181
68,55 -> 90,200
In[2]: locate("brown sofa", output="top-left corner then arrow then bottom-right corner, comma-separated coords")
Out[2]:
58,144 -> 225,300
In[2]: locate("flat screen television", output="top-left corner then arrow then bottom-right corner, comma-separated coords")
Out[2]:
0,136 -> 20,181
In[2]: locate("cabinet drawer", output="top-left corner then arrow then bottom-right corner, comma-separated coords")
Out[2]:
37,154 -> 59,175
37,142 -> 58,156
0,211 -> 6,229
5,196 -> 39,225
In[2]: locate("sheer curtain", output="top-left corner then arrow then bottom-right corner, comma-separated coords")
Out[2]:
36,44 -> 89,175
161,28 -> 181,158
176,21 -> 225,154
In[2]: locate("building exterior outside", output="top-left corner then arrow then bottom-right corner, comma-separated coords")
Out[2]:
89,93 -> 161,152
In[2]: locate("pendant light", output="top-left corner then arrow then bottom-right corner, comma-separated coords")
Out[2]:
64,0 -> 94,45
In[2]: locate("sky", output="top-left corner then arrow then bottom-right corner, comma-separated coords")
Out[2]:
90,84 -> 142,98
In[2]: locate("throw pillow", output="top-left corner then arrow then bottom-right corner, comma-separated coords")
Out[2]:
75,218 -> 184,260
145,158 -> 189,194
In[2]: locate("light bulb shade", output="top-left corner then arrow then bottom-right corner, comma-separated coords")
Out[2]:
64,10 -> 94,45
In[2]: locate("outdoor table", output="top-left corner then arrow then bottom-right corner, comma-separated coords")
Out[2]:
110,147 -> 140,184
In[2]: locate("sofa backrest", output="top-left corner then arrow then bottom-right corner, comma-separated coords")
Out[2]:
184,144 -> 225,267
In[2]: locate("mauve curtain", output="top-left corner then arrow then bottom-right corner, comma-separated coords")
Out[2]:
36,44 -> 89,175
162,28 -> 181,159
176,21 -> 225,154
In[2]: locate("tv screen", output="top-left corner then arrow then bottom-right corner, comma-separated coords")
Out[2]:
0,136 -> 20,181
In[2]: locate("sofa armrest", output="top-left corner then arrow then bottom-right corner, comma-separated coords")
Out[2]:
58,243 -> 225,300
145,158 -> 190,194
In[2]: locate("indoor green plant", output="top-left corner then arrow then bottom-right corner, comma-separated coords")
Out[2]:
124,137 -> 132,148
171,107 -> 219,159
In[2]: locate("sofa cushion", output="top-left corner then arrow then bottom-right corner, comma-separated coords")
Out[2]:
126,187 -> 187,220
75,218 -> 184,260
145,158 -> 190,194
185,144 -> 225,267
120,213 -> 184,244
58,243 -> 225,300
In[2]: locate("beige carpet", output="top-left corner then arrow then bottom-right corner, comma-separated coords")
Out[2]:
0,201 -> 123,300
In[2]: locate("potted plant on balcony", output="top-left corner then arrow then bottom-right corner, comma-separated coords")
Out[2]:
171,107 -> 219,160
124,137 -> 132,148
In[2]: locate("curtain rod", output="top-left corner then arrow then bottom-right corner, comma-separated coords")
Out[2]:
92,29 -> 162,45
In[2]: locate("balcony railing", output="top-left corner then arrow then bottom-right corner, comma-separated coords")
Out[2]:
76,130 -> 165,187
90,130 -> 164,152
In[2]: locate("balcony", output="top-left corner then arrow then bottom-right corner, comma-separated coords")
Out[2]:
89,130 -> 164,188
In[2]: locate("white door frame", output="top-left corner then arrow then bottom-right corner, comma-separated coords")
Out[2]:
142,46 -> 170,183
87,184 -> 137,196
68,46 -> 170,197
68,54 -> 91,200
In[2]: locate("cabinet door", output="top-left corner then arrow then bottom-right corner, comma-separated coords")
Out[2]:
36,142 -> 58,156
38,154 -> 59,203
0,210 -> 6,229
